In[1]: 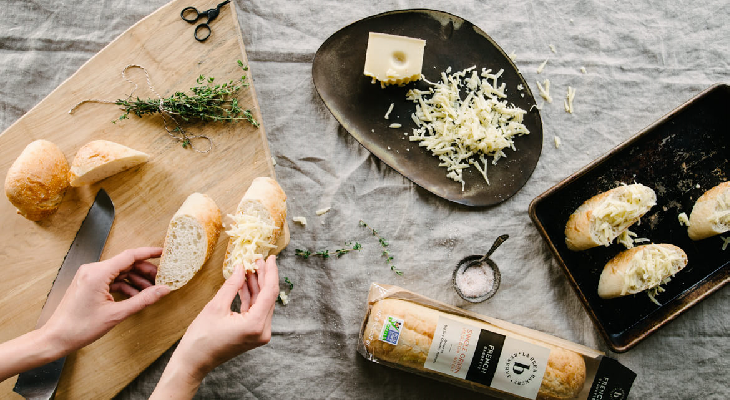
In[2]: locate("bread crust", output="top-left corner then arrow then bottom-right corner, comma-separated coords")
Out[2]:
69,140 -> 149,186
4,139 -> 69,221
223,177 -> 288,278
565,184 -> 655,251
687,181 -> 730,240
364,299 -> 586,399
156,193 -> 222,290
597,243 -> 687,299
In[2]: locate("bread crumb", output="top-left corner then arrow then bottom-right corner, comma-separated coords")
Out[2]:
384,103 -> 394,119
554,136 -> 561,148
271,156 -> 277,166
278,290 -> 289,305
537,59 -> 549,74
389,123 -> 402,128
549,44 -> 556,53
580,66 -> 587,74
315,207 -> 331,216
677,212 -> 689,227
293,216 -> 307,226
696,184 -> 701,189
536,79 -> 553,103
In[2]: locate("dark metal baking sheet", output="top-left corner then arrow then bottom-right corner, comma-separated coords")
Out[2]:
312,9 -> 542,207
529,84 -> 730,352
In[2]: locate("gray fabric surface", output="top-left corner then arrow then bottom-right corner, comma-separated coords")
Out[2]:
1,0 -> 728,399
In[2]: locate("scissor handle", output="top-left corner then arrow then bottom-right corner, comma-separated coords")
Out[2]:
194,23 -> 212,42
180,6 -> 200,23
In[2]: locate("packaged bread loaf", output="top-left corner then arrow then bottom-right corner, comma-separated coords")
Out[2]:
359,283 -> 636,400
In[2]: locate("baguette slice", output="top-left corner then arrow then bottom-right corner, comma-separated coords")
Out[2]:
687,181 -> 730,240
223,177 -> 287,279
364,299 -> 586,400
5,139 -> 69,221
156,193 -> 222,290
597,243 -> 687,299
565,184 -> 656,251
69,140 -> 149,187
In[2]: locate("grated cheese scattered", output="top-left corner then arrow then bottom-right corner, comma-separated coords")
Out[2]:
537,59 -> 549,74
517,84 -> 524,90
580,66 -> 587,74
722,236 -> 730,250
384,103 -> 394,119
508,51 -> 516,60
549,44 -> 557,53
554,136 -> 561,148
678,212 -> 689,227
405,66 -> 529,190
315,207 -> 331,216
536,79 -> 553,103
293,216 -> 307,226
710,191 -> 730,228
278,290 -> 289,305
564,86 -> 576,114
225,207 -> 279,275
271,156 -> 277,166
389,123 -> 402,128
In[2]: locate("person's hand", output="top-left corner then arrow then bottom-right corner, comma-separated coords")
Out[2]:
42,247 -> 171,354
151,255 -> 279,399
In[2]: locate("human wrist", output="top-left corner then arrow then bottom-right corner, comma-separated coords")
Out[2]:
35,325 -> 70,362
151,353 -> 207,399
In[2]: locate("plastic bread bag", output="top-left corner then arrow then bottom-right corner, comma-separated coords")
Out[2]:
358,283 -> 636,400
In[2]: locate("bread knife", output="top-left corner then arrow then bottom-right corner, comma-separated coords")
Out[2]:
13,189 -> 115,400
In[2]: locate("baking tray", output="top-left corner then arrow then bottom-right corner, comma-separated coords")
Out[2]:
529,83 -> 730,352
312,9 -> 542,207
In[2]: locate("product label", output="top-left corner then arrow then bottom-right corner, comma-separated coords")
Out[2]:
424,316 -> 550,400
379,315 -> 404,345
588,357 -> 636,400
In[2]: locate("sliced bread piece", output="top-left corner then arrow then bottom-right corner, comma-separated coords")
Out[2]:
687,181 -> 730,240
156,193 -> 222,290
597,243 -> 687,299
5,139 -> 69,221
69,140 -> 149,187
565,183 -> 656,251
222,177 -> 287,279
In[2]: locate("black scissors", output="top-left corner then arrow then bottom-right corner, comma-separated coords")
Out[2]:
180,0 -> 230,42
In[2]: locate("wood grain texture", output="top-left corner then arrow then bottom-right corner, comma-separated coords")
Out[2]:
0,0 -> 280,398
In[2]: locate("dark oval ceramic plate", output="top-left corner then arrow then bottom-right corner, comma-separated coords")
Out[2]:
312,9 -> 542,207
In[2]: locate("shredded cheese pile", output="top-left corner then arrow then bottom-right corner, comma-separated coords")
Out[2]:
619,245 -> 685,304
591,185 -> 656,247
225,207 -> 278,273
405,66 -> 529,189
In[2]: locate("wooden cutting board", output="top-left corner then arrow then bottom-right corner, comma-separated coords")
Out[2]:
0,1 -> 282,398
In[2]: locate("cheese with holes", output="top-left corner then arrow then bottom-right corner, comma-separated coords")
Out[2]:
364,32 -> 425,88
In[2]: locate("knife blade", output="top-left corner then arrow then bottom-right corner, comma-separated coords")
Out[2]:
13,189 -> 115,400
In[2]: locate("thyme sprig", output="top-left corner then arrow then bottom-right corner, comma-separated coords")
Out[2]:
114,60 -> 258,127
359,220 -> 403,275
295,242 -> 362,259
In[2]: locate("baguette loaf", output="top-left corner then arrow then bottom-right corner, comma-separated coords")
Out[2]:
4,139 -> 69,221
364,299 -> 586,400
223,177 -> 287,279
156,193 -> 222,290
69,140 -> 149,186
597,243 -> 687,299
687,181 -> 730,240
565,184 -> 656,251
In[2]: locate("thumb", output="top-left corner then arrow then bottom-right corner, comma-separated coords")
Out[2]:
113,285 -> 170,319
212,265 -> 245,307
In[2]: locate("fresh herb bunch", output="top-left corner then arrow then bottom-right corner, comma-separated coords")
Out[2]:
359,220 -> 403,275
114,60 -> 258,127
295,242 -> 362,259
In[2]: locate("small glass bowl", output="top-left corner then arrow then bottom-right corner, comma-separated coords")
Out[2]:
452,255 -> 501,303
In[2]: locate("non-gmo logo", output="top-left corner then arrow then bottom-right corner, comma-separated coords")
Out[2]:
504,352 -> 539,386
